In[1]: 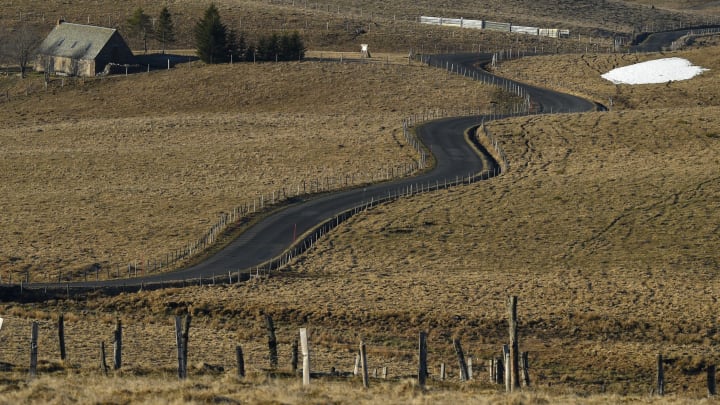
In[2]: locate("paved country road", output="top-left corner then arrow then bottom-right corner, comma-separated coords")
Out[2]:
8,53 -> 598,297
631,25 -> 720,52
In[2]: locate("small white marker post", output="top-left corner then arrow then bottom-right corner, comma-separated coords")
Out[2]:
360,44 -> 370,58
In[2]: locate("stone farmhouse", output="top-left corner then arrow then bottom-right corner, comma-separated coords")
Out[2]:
35,20 -> 135,77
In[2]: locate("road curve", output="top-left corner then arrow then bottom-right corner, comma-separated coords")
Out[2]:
631,26 -> 720,52
21,53 -> 596,293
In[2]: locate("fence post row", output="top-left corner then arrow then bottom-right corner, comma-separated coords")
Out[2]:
28,33 -> 529,287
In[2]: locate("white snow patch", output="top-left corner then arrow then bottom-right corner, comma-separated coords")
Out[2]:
601,57 -> 708,85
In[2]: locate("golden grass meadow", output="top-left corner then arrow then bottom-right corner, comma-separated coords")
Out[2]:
2,0 -> 720,403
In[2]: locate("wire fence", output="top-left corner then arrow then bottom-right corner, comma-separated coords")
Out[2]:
1,37 -> 625,291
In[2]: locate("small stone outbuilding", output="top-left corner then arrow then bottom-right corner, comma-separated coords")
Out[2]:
35,20 -> 135,77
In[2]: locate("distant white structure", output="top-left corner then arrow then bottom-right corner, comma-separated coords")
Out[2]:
360,44 -> 371,58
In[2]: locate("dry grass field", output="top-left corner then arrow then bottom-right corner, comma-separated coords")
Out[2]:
492,44 -> 720,110
3,374 -> 716,405
0,59 -> 497,281
2,0 -> 720,403
1,0 -> 715,57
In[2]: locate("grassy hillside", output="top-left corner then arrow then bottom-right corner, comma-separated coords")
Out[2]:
0,59 -> 498,281
491,45 -> 720,109
0,0 -> 715,55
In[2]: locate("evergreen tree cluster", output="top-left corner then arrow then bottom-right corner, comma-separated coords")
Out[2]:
194,4 -> 305,64
126,6 -> 176,54
254,32 -> 305,62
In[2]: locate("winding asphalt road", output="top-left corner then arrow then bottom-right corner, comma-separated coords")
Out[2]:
24,53 -> 597,291
631,26 -> 720,52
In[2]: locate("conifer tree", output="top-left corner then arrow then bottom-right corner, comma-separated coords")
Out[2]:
156,7 -> 176,54
126,7 -> 152,54
194,4 -> 228,64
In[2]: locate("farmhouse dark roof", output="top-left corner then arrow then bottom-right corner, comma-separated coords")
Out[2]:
37,22 -> 120,60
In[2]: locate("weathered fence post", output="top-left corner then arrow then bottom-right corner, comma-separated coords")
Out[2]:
489,359 -> 495,383
521,351 -> 531,387
174,314 -> 191,379
504,345 -> 511,392
236,345 -> 245,378
58,313 -> 66,361
360,340 -> 369,388
30,321 -> 39,377
708,365 -> 717,397
657,353 -> 665,396
100,341 -> 108,376
113,318 -> 122,370
496,356 -> 504,384
175,316 -> 185,379
418,331 -> 428,388
182,314 -> 191,376
291,339 -> 299,373
440,363 -> 446,380
382,366 -> 388,379
508,296 -> 520,391
468,356 -> 473,380
453,338 -> 469,381
265,314 -> 278,369
300,328 -> 310,386
354,353 -> 361,376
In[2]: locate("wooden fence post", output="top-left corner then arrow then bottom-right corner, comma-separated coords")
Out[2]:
236,345 -> 245,378
708,365 -> 717,397
354,353 -> 361,376
657,353 -> 665,396
496,356 -> 504,385
468,356 -> 473,380
100,341 -> 108,376
182,314 -> 191,377
58,313 -> 66,361
360,340 -> 369,388
265,314 -> 278,369
440,363 -> 446,380
175,316 -> 185,379
174,314 -> 191,379
113,318 -> 122,370
30,321 -> 39,377
521,351 -> 531,387
453,338 -> 469,381
382,366 -> 388,379
488,359 -> 495,383
291,339 -> 299,373
503,345 -> 511,392
300,328 -> 310,386
418,331 -> 428,388
508,296 -> 520,391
